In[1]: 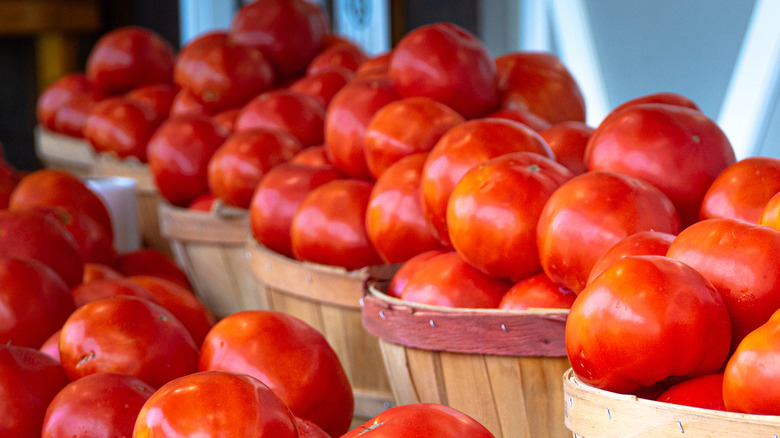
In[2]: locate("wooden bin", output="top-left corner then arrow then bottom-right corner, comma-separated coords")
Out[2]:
34,125 -> 95,176
563,368 -> 780,438
158,202 -> 267,319
246,239 -> 397,421
362,282 -> 572,438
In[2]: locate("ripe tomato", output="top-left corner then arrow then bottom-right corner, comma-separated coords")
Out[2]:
199,310 -> 354,437
699,156 -> 780,223
147,115 -> 226,207
587,230 -> 676,285
421,118 -> 554,247
170,88 -> 213,118
390,22 -> 497,119
187,192 -> 218,212
84,97 -> 156,161
52,90 -> 104,138
760,192 -> 780,229
116,248 -> 192,290
364,96 -> 464,179
386,249 -> 448,298
86,26 -> 175,94
249,162 -> 343,258
235,90 -> 325,147
485,108 -> 552,132
71,277 -> 159,308
656,373 -> 726,411
566,255 -> 731,394
495,51 -> 586,124
125,82 -> 176,126
0,160 -> 19,209
0,345 -> 68,438
290,145 -> 332,167
36,73 -> 99,131
603,91 -> 701,125
289,66 -> 354,109
134,370 -> 299,437
448,151 -> 573,281
539,121 -> 594,175
211,107 -> 241,136
342,403 -> 495,438
296,416 -> 330,438
537,171 -> 682,294
401,251 -> 511,308
41,372 -> 155,438
82,262 -> 123,283
39,330 -> 61,362
59,296 -> 199,388
207,128 -> 303,208
585,103 -> 736,226
307,41 -> 367,75
498,272 -> 576,310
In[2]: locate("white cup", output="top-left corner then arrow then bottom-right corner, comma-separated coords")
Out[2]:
84,176 -> 141,253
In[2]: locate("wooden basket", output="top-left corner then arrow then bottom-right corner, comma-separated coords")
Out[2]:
33,125 -> 95,176
362,282 -> 571,438
563,368 -> 780,438
158,202 -> 267,319
246,239 -> 397,421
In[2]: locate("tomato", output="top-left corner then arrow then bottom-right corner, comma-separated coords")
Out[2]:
116,248 -> 192,290
71,277 -> 159,308
306,41 -> 367,75
539,121 -> 594,175
235,90 -> 325,147
0,160 -> 19,209
39,330 -> 61,362
587,230 -> 676,285
603,92 -> 701,126
289,145 -> 332,167
421,118 -> 554,247
211,107 -> 241,136
699,156 -> 780,223
84,97 -> 157,161
448,151 -> 573,282
59,296 -> 199,388
174,31 -> 275,112
187,192 -> 218,212
537,171 -> 682,294
566,255 -> 731,394
342,403 -> 495,438
52,90 -> 105,138
0,345 -> 68,438
86,26 -> 175,94
666,218 -> 780,350
207,128 -> 302,209
656,373 -> 726,411
495,51 -> 586,124
289,66 -> 354,109
41,372 -> 155,438
125,82 -> 176,126
485,108 -> 552,132
387,249 -> 448,298
401,251 -> 511,308
170,88 -> 213,118
230,0 -> 327,78
199,310 -> 354,437
324,76 -> 401,179
760,192 -> 780,229
364,97 -> 464,179
83,262 -> 123,283
249,162 -> 343,258
296,416 -> 330,438
585,103 -> 736,226
390,22 -> 497,119
134,370 -> 299,437
0,257 -> 74,348
723,308 -> 780,414
499,272 -> 576,310
36,73 -> 99,131
147,115 -> 226,207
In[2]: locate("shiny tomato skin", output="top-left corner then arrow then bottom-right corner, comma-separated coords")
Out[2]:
387,249 -> 448,298
447,151 -> 574,282
565,255 -> 731,394
71,277 -> 160,308
587,230 -> 676,285
306,41 -> 367,75
760,192 -> 780,229
364,96 -> 464,179
499,272 -> 576,310
296,416 -> 330,438
656,373 -> 726,411
84,97 -> 156,161
36,73 -> 97,131
86,26 -> 174,94
390,22 -> 497,119
342,403 -> 495,438
170,88 -> 213,118
125,82 -> 176,126
290,145 -> 332,167
207,128 -> 303,209
211,108 -> 241,136
59,296 -> 199,388
53,91 -> 105,138
699,156 -> 780,223
116,248 -> 192,290
366,153 -> 445,263
133,370 -> 299,438
290,179 -> 382,270
539,121 -> 594,175
42,372 -> 155,438
39,330 -> 61,362
235,90 -> 325,147
289,66 -> 354,109
485,108 -> 552,132
199,310 -> 354,437
0,345 -> 69,438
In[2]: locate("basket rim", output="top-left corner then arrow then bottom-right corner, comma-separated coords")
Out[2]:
158,201 -> 249,243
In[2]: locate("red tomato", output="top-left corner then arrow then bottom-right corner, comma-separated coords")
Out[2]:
760,192 -> 780,229
699,156 -> 780,223
496,51 -> 586,124
52,90 -> 104,138
84,97 -> 156,161
485,108 -> 552,132
324,76 -> 401,179
41,372 -> 154,438
86,26 -> 174,94
249,162 -> 343,258
342,403 -> 495,437
387,249 -> 448,298
565,255 -> 731,394
499,272 -> 576,310
448,151 -> 574,281
59,296 -> 198,388
289,66 -> 354,108
0,257 -> 74,348
235,89 -> 325,147
366,153 -> 445,263
0,160 -> 19,209
364,97 -> 464,179
421,118 -> 554,247
208,128 -> 303,208
296,416 -> 330,438
187,192 -> 218,212
134,370 -> 299,437
82,262 -> 123,283
211,107 -> 241,136
390,22 -> 497,119
71,277 -> 159,308
307,41 -> 367,75
36,73 -> 99,131
586,103 -> 736,226
116,248 -> 192,290
170,87 -> 213,118
401,251 -> 511,308
355,51 -> 392,78
604,91 -> 701,124
39,330 -> 61,362
587,230 -> 676,285
0,345 -> 68,438
537,171 -> 682,294
125,82 -> 176,126
666,218 -> 780,350
147,115 -> 226,207
539,121 -> 594,175
289,145 -> 332,167
656,374 -> 726,411
229,0 -> 327,78
199,310 -> 354,436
